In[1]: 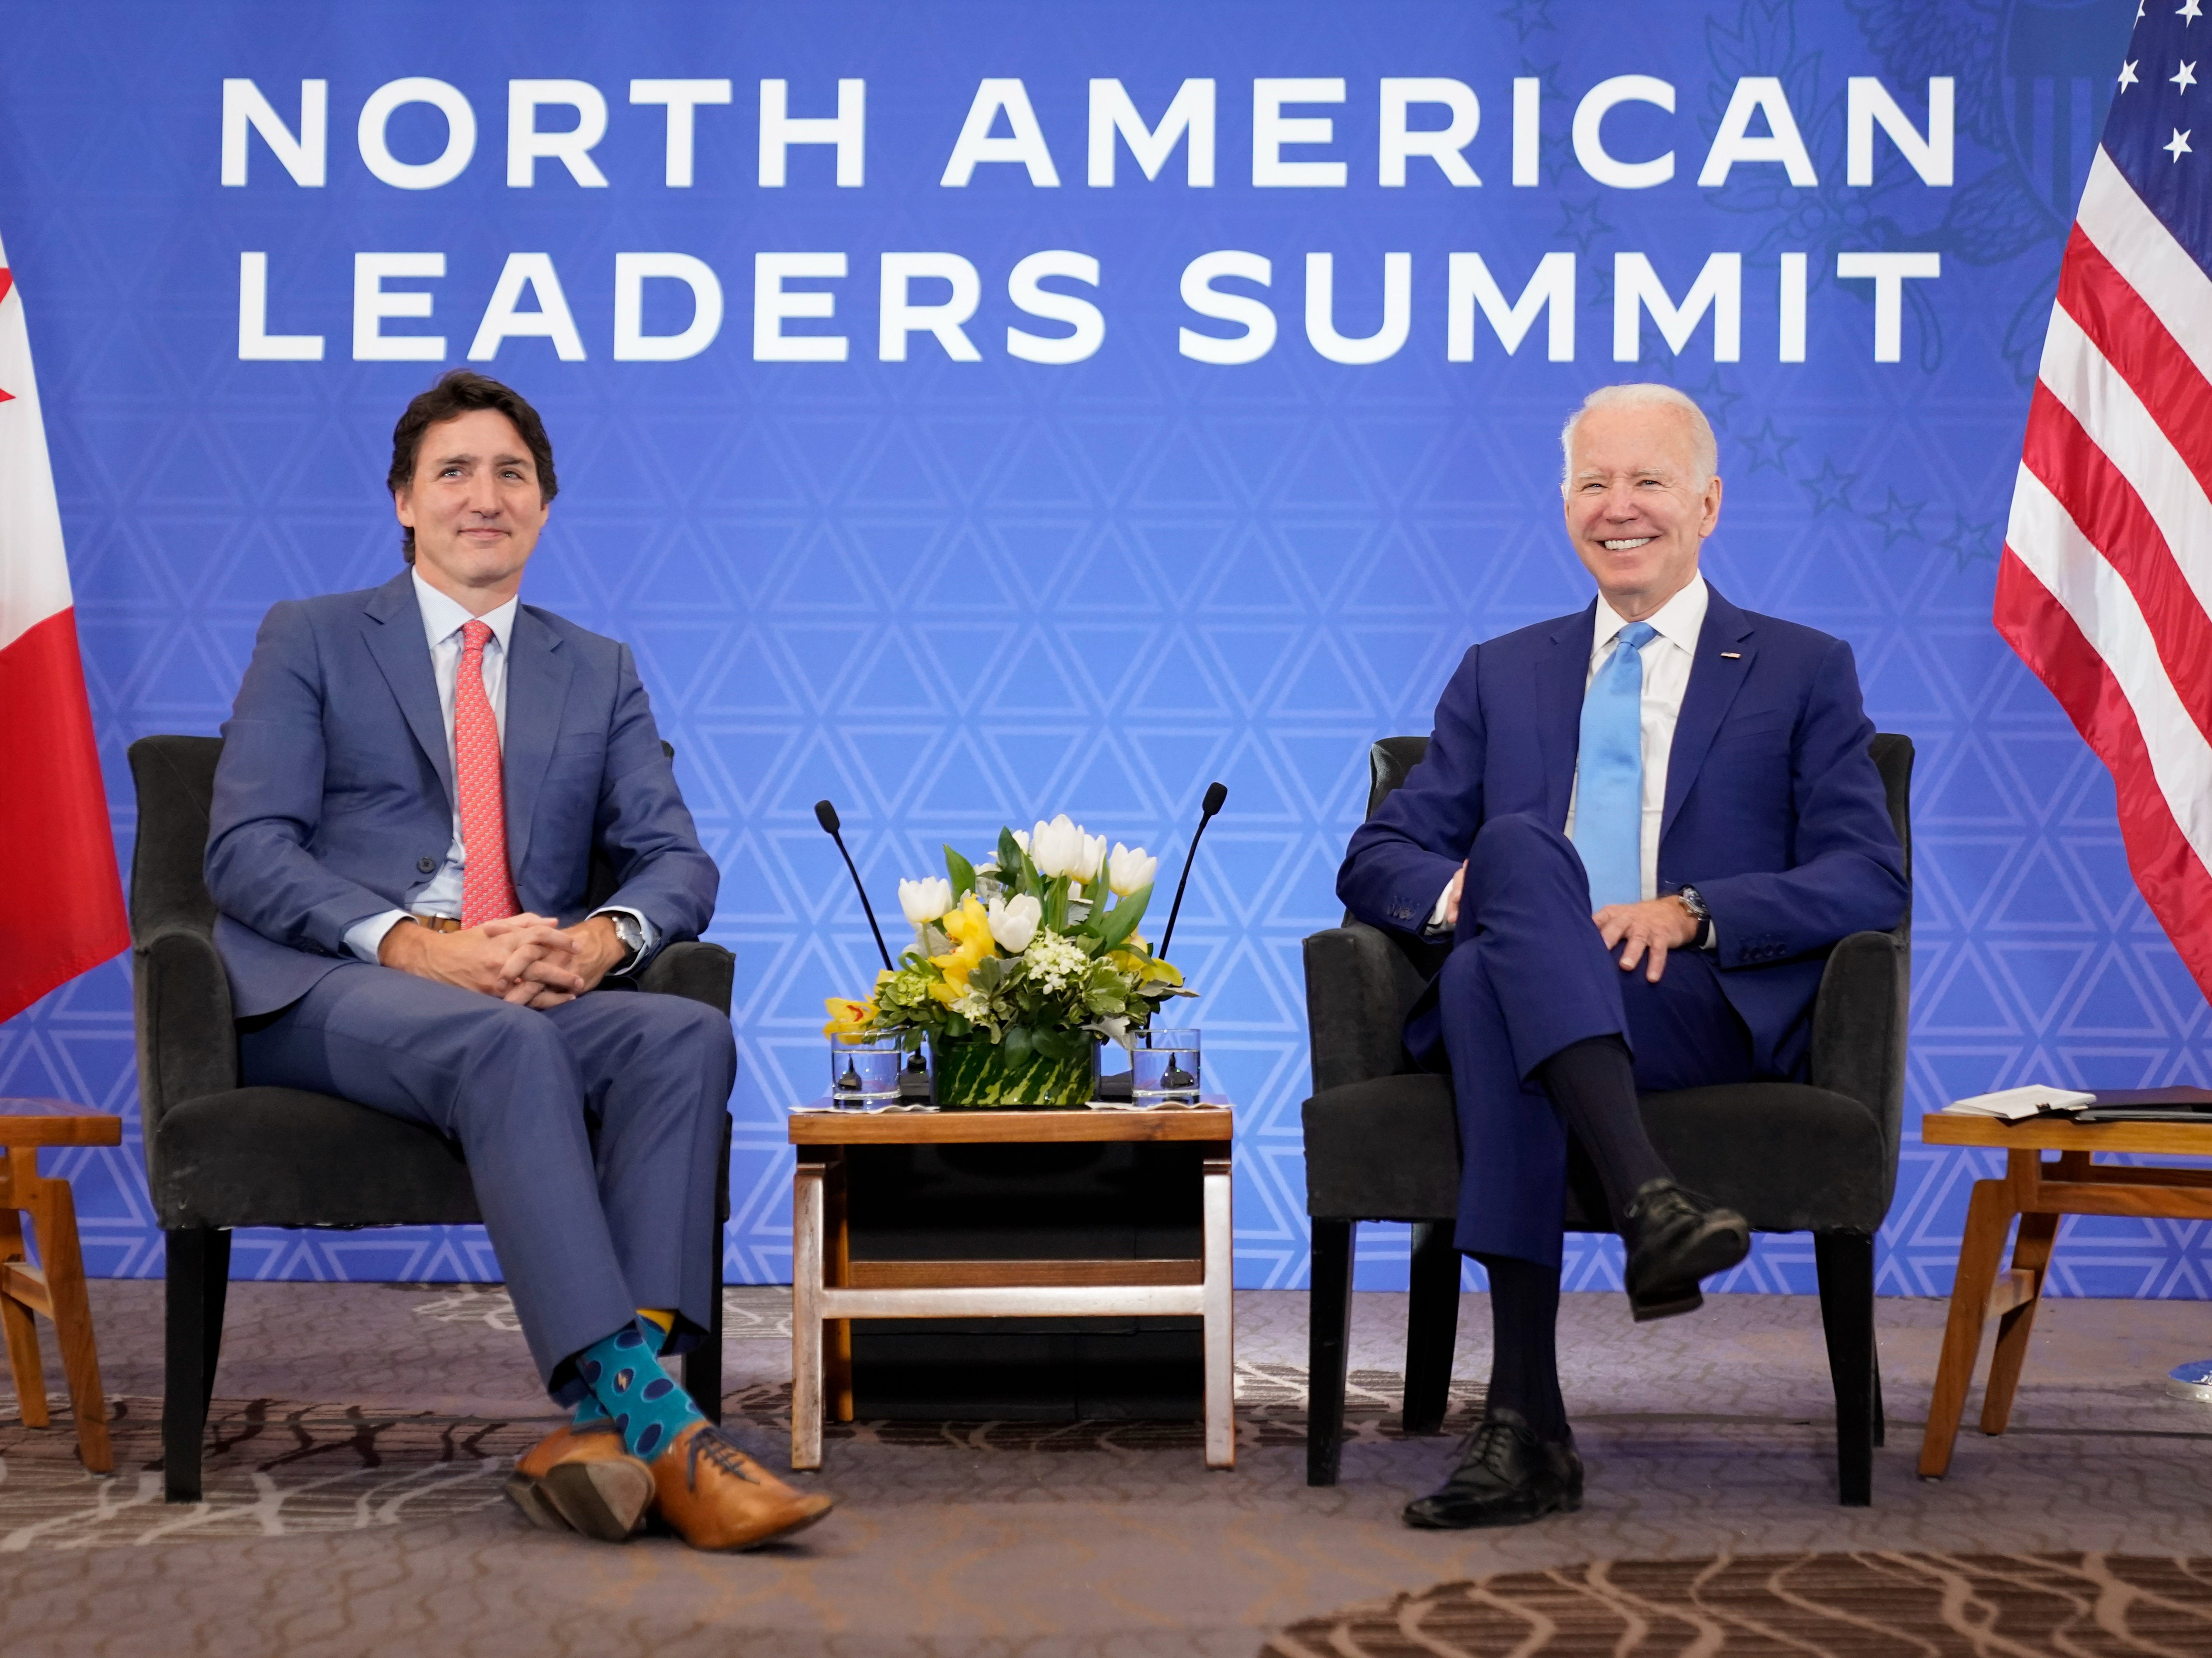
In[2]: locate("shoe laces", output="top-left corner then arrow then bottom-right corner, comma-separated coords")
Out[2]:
684,1424 -> 763,1493
1454,1415 -> 1529,1481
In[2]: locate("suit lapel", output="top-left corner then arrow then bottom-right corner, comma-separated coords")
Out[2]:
1660,585 -> 1757,844
501,605 -> 574,877
359,572 -> 454,808
1537,601 -> 1597,826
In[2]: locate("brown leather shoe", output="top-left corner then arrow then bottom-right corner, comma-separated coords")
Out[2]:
504,1420 -> 654,1542
649,1422 -> 833,1551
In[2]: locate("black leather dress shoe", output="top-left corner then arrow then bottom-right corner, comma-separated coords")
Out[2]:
1401,1408 -> 1583,1530
1621,1178 -> 1750,1321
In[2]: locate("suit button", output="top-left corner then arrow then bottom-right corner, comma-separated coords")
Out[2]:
417,856 -> 438,874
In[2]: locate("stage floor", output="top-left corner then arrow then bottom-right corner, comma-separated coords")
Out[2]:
4,1282 -> 2209,1656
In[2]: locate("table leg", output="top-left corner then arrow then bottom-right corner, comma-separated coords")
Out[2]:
1979,1152 -> 2079,1438
1201,1151 -> 1234,1471
20,1151 -> 112,1474
0,1159 -> 47,1430
791,1152 -> 826,1472
825,1151 -> 854,1423
1918,1176 -> 2016,1479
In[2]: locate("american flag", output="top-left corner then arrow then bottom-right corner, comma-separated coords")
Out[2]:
1996,0 -> 2212,1002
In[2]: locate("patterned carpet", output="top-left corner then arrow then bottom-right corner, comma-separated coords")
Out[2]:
3,1283 -> 2209,1657
1262,1552 -> 2212,1656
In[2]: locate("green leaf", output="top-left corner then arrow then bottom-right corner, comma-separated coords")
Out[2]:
1095,884 -> 1152,953
1032,1027 -> 1084,1062
1003,1023 -> 1034,1061
997,828 -> 1027,894
945,844 -> 977,900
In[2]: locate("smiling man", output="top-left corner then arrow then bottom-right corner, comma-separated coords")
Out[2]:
1336,384 -> 1906,1529
206,370 -> 831,1552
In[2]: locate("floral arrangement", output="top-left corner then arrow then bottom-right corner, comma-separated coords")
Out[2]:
822,815 -> 1194,1104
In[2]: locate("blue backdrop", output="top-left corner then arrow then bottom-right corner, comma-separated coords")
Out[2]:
5,0 -> 2201,1301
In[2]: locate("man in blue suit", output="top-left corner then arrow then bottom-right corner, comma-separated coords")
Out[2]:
1337,384 -> 1906,1529
207,371 -> 831,1553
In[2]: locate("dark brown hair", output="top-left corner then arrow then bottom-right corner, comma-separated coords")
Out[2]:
387,370 -> 559,560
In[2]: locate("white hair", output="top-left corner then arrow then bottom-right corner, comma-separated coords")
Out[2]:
1559,383 -> 1719,492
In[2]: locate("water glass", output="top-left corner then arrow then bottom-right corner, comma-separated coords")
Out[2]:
1132,1028 -> 1202,1105
829,1037 -> 904,1105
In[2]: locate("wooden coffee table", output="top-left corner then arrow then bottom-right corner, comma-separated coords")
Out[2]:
1,1097 -> 122,1474
1916,1110 -> 2212,1479
787,1103 -> 1235,1471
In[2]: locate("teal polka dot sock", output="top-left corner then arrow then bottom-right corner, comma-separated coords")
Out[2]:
575,1318 -> 703,1462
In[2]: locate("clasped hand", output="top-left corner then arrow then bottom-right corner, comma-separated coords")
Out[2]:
1438,862 -> 1697,983
378,911 -> 624,1008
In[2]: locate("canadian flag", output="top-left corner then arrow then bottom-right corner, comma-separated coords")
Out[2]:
0,234 -> 129,1023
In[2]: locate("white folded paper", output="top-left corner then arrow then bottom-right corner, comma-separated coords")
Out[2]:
1941,1084 -> 2096,1122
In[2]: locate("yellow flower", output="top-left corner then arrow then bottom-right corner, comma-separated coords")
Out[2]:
821,996 -> 877,1043
929,893 -> 996,992
1110,943 -> 1183,987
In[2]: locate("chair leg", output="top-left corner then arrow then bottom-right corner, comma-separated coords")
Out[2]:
1306,1219 -> 1355,1487
0,1178 -> 48,1429
1872,1344 -> 1886,1449
163,1227 -> 230,1503
1402,1221 -> 1461,1436
1814,1231 -> 1876,1508
683,1111 -> 732,1423
21,1153 -> 114,1474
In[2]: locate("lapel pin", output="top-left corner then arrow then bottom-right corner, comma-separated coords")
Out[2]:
1721,651 -> 1742,659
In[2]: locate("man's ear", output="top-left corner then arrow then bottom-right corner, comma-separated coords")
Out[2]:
394,487 -> 416,530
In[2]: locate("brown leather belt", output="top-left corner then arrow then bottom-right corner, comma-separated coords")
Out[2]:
410,915 -> 465,933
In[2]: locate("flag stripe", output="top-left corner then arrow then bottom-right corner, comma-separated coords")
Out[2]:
2057,225 -> 2212,504
2019,382 -> 2212,745
1995,548 -> 2212,1001
2035,303 -> 2212,621
2076,148 -> 2212,389
2004,463 -> 2212,876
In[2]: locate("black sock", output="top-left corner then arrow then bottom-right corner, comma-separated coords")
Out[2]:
1538,1033 -> 1670,1228
1473,1252 -> 1567,1442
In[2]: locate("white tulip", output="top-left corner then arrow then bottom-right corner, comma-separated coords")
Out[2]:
1075,832 -> 1107,882
1107,843 -> 1158,897
1027,814 -> 1084,878
1010,829 -> 1030,854
898,876 -> 954,926
987,892 -> 1042,953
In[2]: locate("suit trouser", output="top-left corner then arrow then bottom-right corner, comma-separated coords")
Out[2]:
1439,813 -> 1755,1268
238,965 -> 737,1392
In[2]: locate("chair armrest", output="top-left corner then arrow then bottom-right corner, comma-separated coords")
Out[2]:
1807,928 -> 1908,1208
1303,922 -> 1430,1094
132,925 -> 239,1146
635,939 -> 735,1017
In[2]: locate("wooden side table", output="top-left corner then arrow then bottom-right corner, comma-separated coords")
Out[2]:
787,1104 -> 1236,1472
0,1097 -> 122,1475
1917,1112 -> 2212,1479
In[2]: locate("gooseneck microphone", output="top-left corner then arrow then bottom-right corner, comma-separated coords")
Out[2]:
1156,781 -> 1227,962
814,800 -> 893,971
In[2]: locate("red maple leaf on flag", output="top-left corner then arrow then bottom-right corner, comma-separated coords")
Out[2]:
0,266 -> 14,403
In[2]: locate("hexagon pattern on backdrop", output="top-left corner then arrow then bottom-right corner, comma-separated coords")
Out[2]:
0,0 -> 2204,1302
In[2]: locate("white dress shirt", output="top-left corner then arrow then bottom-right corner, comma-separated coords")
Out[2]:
342,570 -> 656,968
1429,574 -> 1716,942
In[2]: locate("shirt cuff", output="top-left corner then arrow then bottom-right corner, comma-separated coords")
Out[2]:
344,909 -> 411,964
589,906 -> 660,974
1423,880 -> 1455,936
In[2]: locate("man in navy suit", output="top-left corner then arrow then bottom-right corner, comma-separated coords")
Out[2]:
208,371 -> 831,1552
1337,384 -> 1905,1529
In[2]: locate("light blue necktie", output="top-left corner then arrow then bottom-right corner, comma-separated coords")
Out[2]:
1571,621 -> 1657,910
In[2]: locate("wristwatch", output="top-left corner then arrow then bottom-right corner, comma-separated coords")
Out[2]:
604,910 -> 647,972
1673,885 -> 1713,950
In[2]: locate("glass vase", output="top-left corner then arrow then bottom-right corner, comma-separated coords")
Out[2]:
930,1035 -> 1094,1108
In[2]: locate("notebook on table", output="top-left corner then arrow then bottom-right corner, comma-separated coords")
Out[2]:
1942,1085 -> 2212,1125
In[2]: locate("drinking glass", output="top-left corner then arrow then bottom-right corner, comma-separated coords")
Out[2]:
829,1037 -> 904,1106
1131,1028 -> 1202,1106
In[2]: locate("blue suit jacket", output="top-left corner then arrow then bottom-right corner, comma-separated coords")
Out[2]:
1336,586 -> 1906,1080
207,570 -> 719,1018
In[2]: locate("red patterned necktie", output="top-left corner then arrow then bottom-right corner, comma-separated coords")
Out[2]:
455,619 -> 518,928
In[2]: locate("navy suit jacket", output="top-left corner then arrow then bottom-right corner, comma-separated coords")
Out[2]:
1336,586 -> 1906,1081
207,570 -> 719,1018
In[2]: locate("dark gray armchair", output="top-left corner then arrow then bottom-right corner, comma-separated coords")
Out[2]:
1301,733 -> 1912,1506
127,734 -> 736,1502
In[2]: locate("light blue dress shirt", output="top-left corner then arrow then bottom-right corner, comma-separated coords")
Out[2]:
341,570 -> 657,970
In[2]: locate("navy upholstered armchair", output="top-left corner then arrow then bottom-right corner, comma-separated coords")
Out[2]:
1300,733 -> 1912,1506
127,734 -> 735,1502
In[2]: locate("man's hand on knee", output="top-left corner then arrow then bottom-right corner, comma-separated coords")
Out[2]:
491,914 -> 625,1008
1439,861 -> 1468,929
379,912 -> 584,1002
1593,897 -> 1699,983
